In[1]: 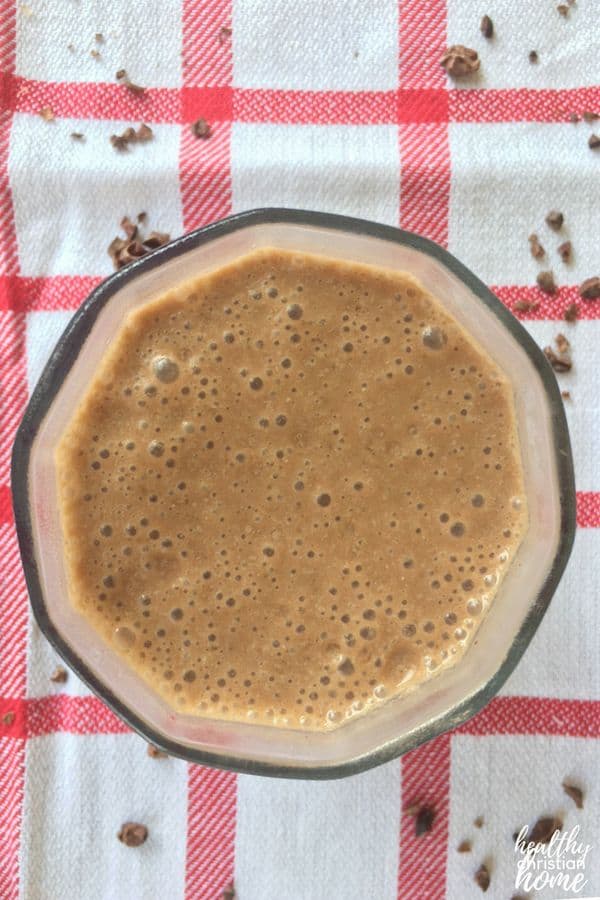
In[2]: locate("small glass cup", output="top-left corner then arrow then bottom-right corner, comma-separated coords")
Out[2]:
12,209 -> 576,778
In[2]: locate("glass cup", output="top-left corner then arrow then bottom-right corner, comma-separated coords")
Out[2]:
12,209 -> 576,778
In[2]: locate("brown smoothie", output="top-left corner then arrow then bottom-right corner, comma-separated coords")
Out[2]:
55,248 -> 527,729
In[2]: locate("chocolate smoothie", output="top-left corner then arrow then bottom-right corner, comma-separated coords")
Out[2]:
55,248 -> 527,729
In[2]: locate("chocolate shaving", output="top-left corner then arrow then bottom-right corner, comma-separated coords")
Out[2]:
147,743 -> 168,758
95,33 -> 104,43
473,815 -> 484,828
537,271 -> 557,294
116,68 -> 146,96
480,15 -> 493,38
125,81 -> 145,97
2,711 -> 15,726
544,346 -> 572,372
137,211 -> 147,224
414,806 -> 435,836
143,231 -> 170,250
50,666 -> 68,683
109,217 -> 171,269
90,49 -> 101,59
117,822 -> 148,847
583,110 -> 600,122
118,241 -> 146,265
528,233 -> 545,259
136,123 -> 153,142
529,50 -> 539,63
564,302 -> 578,321
218,26 -> 232,44
562,781 -> 584,808
557,3 -> 569,16
440,45 -> 480,78
108,236 -> 127,264
404,801 -> 422,817
514,300 -> 538,313
545,209 -> 564,230
474,863 -> 490,892
557,240 -> 572,262
70,132 -> 85,140
191,117 -> 211,139
589,134 -> 600,149
110,123 -> 153,151
457,839 -> 472,852
39,107 -> 55,122
120,216 -> 138,240
555,332 -> 570,354
580,276 -> 600,299
561,390 -> 571,399
222,884 -> 235,900
569,113 -> 580,123
110,133 -> 130,151
528,816 -> 562,844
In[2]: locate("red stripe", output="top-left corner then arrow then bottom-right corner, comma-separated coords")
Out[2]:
0,698 -> 26,739
26,694 -> 129,737
179,121 -> 232,233
182,0 -> 232,87
397,4 -> 450,898
0,12 -> 24,895
399,123 -> 451,246
233,88 -> 397,124
0,735 -> 25,900
450,86 -> 600,123
0,693 -> 598,740
397,734 -> 450,900
492,285 -> 600,320
4,72 -> 600,126
0,312 -> 27,482
185,765 -> 237,900
182,86 -> 234,123
0,524 -> 28,900
398,0 -> 447,89
458,696 -> 600,737
0,483 -> 13,525
576,492 -> 600,528
2,274 -> 600,319
4,72 -> 181,123
181,5 -> 237,899
0,274 -> 101,312
397,88 -> 449,123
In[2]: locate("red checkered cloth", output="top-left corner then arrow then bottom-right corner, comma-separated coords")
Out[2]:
1,2 -> 600,899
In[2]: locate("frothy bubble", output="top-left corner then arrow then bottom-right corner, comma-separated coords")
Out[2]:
421,326 -> 447,350
114,626 -> 135,648
152,355 -> 180,383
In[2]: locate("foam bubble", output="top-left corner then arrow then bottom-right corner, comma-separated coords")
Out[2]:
421,326 -> 447,350
152,356 -> 180,383
114,626 -> 135,648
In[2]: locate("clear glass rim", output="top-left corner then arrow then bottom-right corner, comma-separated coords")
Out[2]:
11,208 -> 577,779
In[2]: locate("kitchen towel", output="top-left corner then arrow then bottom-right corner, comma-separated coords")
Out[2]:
1,1 -> 600,899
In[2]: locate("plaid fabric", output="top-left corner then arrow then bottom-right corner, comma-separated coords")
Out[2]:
1,1 -> 600,898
